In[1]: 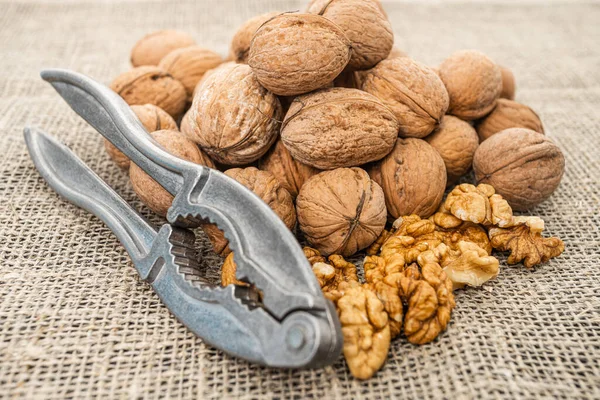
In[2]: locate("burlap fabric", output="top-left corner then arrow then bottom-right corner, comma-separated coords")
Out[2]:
1,0 -> 599,398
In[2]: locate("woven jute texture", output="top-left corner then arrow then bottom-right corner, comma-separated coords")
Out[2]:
1,0 -> 599,398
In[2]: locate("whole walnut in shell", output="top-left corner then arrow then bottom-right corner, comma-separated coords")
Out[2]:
258,140 -> 321,198
361,57 -> 449,138
248,13 -> 351,96
438,50 -> 502,120
158,46 -> 222,101
110,66 -> 187,119
130,130 -> 215,219
186,63 -> 282,165
281,88 -> 399,169
203,167 -> 296,256
296,168 -> 387,257
499,65 -> 516,100
473,128 -> 565,211
130,29 -> 196,67
425,115 -> 479,184
476,99 -> 544,142
229,12 -> 280,63
105,104 -> 178,170
307,0 -> 393,70
369,138 -> 447,219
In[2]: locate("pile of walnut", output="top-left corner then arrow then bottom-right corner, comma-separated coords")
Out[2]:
106,0 -> 566,380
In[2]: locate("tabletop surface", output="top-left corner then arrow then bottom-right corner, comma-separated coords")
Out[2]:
0,1 -> 599,399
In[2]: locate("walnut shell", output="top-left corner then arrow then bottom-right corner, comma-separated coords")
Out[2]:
296,167 -> 387,257
281,88 -> 399,169
158,46 -> 222,101
476,99 -> 544,142
130,130 -> 215,220
186,63 -> 282,165
105,104 -> 178,170
248,13 -> 351,96
361,58 -> 449,138
425,115 -> 479,184
368,138 -> 447,219
130,30 -> 196,67
438,50 -> 502,120
179,108 -> 194,139
387,46 -> 408,59
229,12 -> 280,63
473,128 -> 565,211
307,0 -> 393,70
258,140 -> 321,198
110,66 -> 187,119
203,167 -> 296,256
499,65 -> 516,100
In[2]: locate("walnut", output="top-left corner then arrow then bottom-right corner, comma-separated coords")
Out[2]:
473,128 -> 565,211
297,168 -> 387,257
307,0 -> 393,70
281,88 -> 399,169
221,253 -> 249,287
438,50 -> 502,120
229,12 -> 280,63
365,229 -> 391,256
158,46 -> 222,101
203,167 -> 296,256
129,130 -> 215,220
489,218 -> 564,268
368,138 -> 447,219
248,13 -> 352,96
110,66 -> 187,119
303,246 -> 327,265
104,104 -> 178,170
130,29 -> 195,67
315,254 -> 360,297
435,242 -> 499,290
499,65 -> 516,100
425,115 -> 479,184
361,57 -> 449,138
179,108 -> 194,139
476,99 -> 544,142
186,63 -> 282,165
258,140 -> 321,198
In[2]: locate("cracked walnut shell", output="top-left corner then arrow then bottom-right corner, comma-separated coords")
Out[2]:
438,50 -> 502,120
476,99 -> 544,142
186,63 -> 282,165
281,88 -> 399,169
307,0 -> 393,70
105,104 -> 178,170
229,12 -> 280,63
248,13 -> 352,96
368,138 -> 447,219
130,29 -> 195,67
473,128 -> 565,211
297,168 -> 387,257
110,66 -> 187,119
425,115 -> 479,184
361,57 -> 449,138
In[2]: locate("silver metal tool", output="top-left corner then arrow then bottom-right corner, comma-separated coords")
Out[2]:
24,69 -> 342,368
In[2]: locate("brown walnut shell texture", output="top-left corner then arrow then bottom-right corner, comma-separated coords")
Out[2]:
369,138 -> 447,219
333,47 -> 407,90
258,140 -> 321,198
473,128 -> 565,211
130,29 -> 196,67
499,65 -> 516,100
229,12 -> 280,63
203,167 -> 296,256
476,98 -> 544,142
281,88 -> 399,169
438,50 -> 502,120
110,66 -> 187,119
130,130 -> 215,220
158,46 -> 223,101
187,63 -> 282,165
297,167 -> 387,257
307,0 -> 393,70
105,104 -> 178,170
425,115 -> 479,184
248,13 -> 352,96
361,57 -> 449,138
